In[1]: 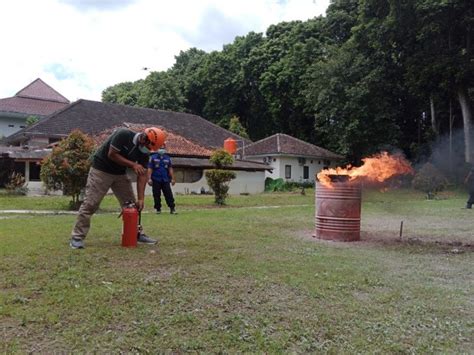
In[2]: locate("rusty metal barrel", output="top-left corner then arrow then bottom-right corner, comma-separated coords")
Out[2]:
315,176 -> 361,241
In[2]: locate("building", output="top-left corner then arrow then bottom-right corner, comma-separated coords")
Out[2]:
0,79 -> 70,138
241,133 -> 343,183
1,100 -> 269,195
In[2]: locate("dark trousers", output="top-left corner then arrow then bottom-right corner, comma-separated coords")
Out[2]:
467,189 -> 474,208
152,180 -> 175,211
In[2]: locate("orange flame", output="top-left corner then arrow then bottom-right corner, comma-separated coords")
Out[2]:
317,152 -> 414,188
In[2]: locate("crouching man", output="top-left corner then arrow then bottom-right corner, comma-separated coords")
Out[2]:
70,127 -> 165,249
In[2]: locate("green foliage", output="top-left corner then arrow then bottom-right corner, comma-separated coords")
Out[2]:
209,148 -> 234,168
265,177 -> 313,192
228,116 -> 249,138
5,172 -> 28,195
138,71 -> 186,111
102,81 -> 144,106
100,0 -> 474,164
412,162 -> 448,199
40,130 -> 95,210
205,170 -> 236,205
26,115 -> 39,126
206,149 -> 236,205
265,177 -> 286,192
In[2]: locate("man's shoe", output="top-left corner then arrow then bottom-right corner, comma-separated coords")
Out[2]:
156,210 -> 161,214
137,233 -> 157,244
170,209 -> 177,215
70,237 -> 85,249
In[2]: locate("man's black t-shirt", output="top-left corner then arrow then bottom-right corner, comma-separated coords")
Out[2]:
92,129 -> 148,175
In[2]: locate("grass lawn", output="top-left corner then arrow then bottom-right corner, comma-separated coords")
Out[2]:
1,189 -> 473,352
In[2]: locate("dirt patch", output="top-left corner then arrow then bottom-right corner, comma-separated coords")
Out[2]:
294,229 -> 474,253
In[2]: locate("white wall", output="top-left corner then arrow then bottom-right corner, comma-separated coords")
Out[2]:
144,169 -> 265,195
248,155 -> 338,183
0,117 -> 27,138
26,169 -> 266,196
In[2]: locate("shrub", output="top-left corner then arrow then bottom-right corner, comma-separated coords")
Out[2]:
205,149 -> 236,205
412,162 -> 448,199
5,172 -> 28,195
265,177 -> 314,192
40,130 -> 95,210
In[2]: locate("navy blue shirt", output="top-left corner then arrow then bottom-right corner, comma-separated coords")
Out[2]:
148,153 -> 172,182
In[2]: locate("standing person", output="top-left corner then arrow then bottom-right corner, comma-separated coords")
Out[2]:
464,166 -> 474,209
147,143 -> 177,214
69,127 -> 165,249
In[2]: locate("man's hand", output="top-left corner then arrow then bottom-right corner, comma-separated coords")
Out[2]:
136,199 -> 144,211
148,179 -> 153,186
171,179 -> 176,186
133,163 -> 146,176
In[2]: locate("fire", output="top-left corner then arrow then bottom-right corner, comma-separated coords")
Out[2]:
317,152 -> 414,187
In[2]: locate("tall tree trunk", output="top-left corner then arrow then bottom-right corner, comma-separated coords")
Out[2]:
458,86 -> 473,163
449,99 -> 454,173
430,95 -> 437,135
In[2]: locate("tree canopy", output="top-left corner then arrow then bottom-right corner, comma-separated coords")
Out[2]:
102,0 -> 473,166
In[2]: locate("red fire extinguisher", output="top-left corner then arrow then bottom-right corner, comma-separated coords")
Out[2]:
121,202 -> 138,247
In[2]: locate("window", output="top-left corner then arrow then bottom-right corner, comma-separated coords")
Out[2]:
8,124 -> 14,127
14,161 -> 25,176
285,165 -> 291,179
174,168 -> 203,183
48,138 -> 61,144
303,166 -> 309,179
29,162 -> 42,181
20,126 -> 26,128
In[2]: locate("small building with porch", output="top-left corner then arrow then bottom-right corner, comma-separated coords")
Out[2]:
240,133 -> 343,183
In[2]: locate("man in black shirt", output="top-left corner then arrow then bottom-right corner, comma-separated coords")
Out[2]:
70,127 -> 165,249
464,166 -> 474,209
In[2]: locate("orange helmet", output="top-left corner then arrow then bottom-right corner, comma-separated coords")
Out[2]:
144,127 -> 166,151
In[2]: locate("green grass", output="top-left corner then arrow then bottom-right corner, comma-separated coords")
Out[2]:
1,189 -> 473,352
0,190 -> 313,212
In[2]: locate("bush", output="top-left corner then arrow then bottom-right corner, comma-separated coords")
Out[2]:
412,162 -> 448,199
265,177 -> 313,192
40,130 -> 95,210
205,149 -> 236,205
5,172 -> 28,195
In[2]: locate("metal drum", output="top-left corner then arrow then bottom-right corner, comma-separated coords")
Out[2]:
315,177 -> 361,241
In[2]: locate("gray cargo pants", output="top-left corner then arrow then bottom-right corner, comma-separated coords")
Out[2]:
71,167 -> 135,240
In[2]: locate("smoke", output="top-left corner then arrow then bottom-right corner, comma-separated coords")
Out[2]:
420,129 -> 470,184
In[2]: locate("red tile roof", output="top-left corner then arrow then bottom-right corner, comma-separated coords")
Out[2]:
15,78 -> 69,103
0,78 -> 70,117
5,99 -> 249,149
95,123 -> 214,157
0,97 -> 69,116
241,133 -> 343,160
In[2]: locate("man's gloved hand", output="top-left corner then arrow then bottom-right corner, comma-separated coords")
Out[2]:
148,179 -> 153,186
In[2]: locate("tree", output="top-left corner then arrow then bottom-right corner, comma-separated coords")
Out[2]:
102,81 -> 144,106
228,116 -> 249,138
26,115 -> 39,126
137,71 -> 186,111
205,149 -> 236,205
40,130 -> 95,210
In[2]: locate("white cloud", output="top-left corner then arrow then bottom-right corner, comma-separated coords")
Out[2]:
0,0 -> 329,101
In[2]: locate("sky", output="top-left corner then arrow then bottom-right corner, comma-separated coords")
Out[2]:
0,0 -> 329,102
